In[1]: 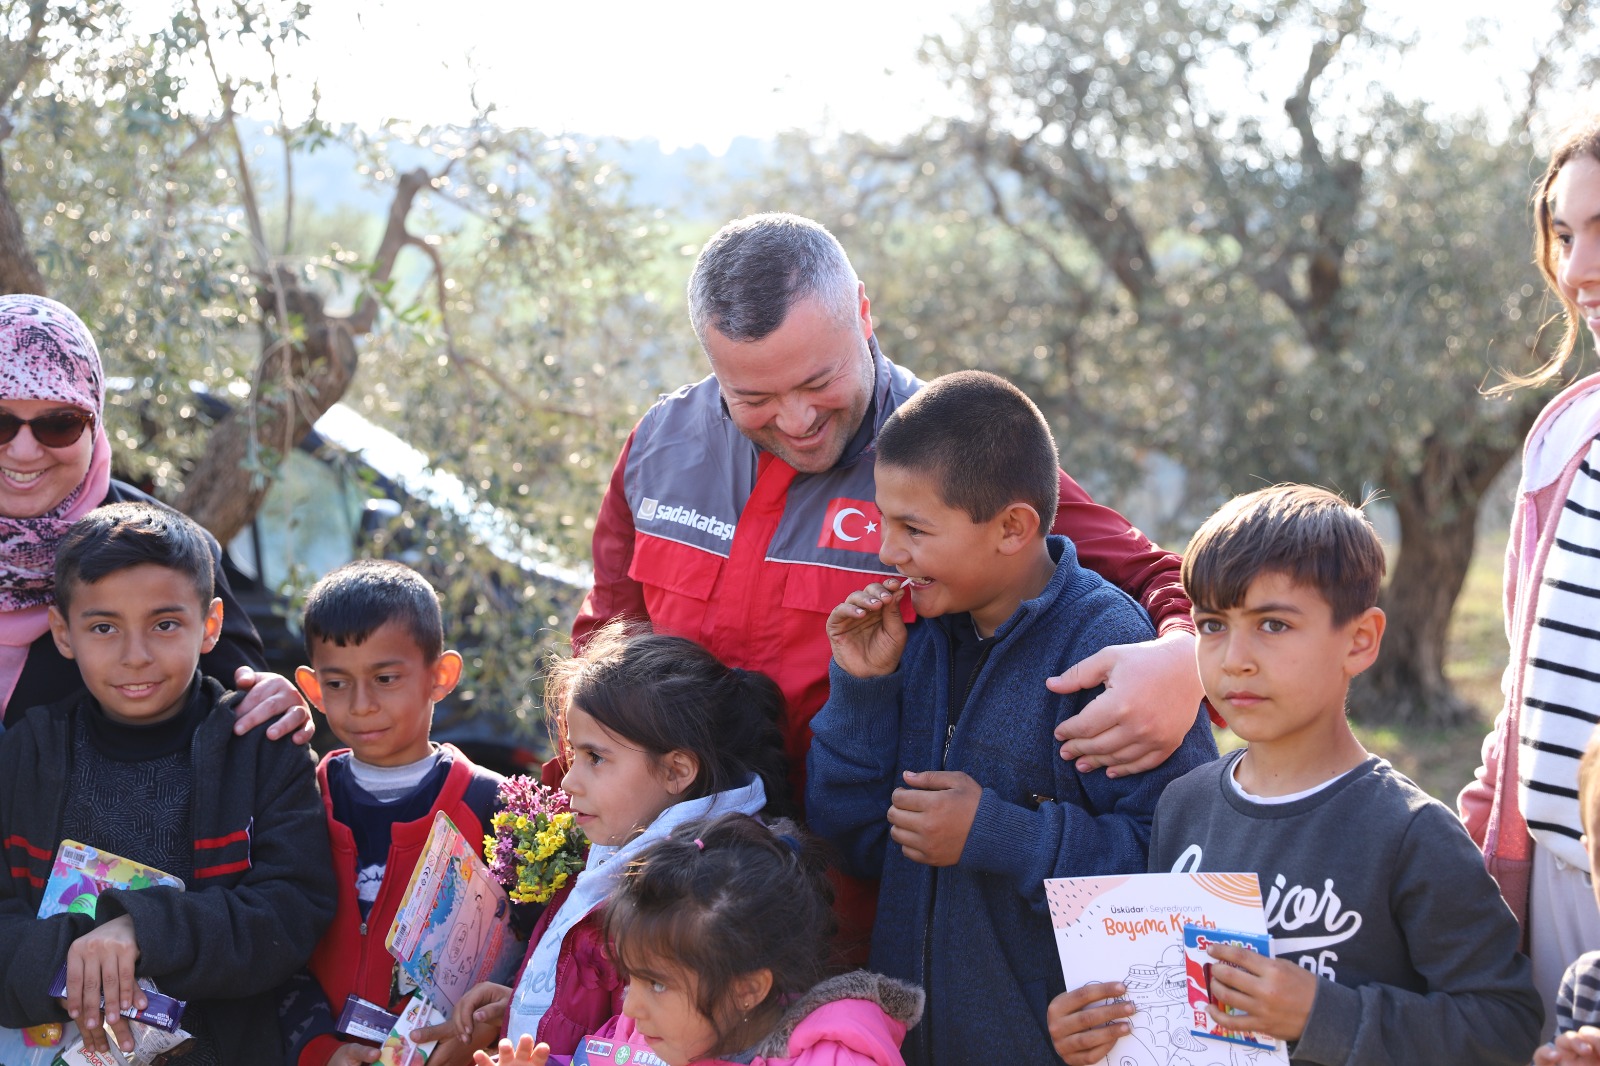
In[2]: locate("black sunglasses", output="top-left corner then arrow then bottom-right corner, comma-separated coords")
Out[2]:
0,409 -> 94,448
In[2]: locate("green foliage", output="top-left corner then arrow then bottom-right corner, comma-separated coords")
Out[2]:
722,0 -> 1594,720
0,0 -> 698,726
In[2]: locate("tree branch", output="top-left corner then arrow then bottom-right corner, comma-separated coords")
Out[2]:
349,166 -> 432,333
1284,0 -> 1363,173
985,127 -> 1158,304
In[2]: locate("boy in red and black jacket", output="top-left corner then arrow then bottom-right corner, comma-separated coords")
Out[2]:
279,561 -> 504,1066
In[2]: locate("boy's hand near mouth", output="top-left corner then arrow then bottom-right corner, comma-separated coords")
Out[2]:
827,577 -> 909,678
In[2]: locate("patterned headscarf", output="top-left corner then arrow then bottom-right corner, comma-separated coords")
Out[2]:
0,295 -> 114,710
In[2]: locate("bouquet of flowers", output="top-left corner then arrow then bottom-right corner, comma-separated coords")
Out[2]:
483,776 -> 587,904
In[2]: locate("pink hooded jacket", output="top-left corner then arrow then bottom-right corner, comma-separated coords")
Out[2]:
1459,372 -> 1600,932
574,971 -> 923,1066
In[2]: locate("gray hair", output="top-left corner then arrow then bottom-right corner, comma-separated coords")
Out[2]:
687,213 -> 860,347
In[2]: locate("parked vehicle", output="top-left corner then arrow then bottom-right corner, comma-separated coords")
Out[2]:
205,397 -> 586,775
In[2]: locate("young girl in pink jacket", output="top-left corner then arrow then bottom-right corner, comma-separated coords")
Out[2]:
477,813 -> 922,1066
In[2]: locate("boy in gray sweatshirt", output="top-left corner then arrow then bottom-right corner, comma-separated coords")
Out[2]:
1048,485 -> 1542,1066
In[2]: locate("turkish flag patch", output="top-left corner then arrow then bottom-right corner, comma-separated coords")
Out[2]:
818,497 -> 883,554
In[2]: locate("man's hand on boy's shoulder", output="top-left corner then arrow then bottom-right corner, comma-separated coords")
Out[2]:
827,578 -> 909,679
61,915 -> 142,1055
1204,941 -> 1318,1043
888,770 -> 980,866
1050,630 -> 1204,778
230,666 -> 316,744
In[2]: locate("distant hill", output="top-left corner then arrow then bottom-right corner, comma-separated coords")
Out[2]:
238,119 -> 774,220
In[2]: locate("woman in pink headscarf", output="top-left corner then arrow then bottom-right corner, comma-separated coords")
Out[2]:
0,293 -> 310,737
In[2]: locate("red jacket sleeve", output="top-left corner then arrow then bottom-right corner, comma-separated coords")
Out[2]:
1051,469 -> 1192,636
572,429 -> 648,652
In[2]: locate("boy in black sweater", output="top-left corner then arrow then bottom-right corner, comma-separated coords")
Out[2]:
0,502 -> 335,1066
1049,485 -> 1542,1066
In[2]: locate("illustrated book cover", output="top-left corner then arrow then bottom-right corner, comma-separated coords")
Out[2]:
385,812 -> 516,1009
1045,873 -> 1289,1066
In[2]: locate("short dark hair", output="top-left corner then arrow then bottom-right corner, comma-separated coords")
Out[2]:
546,620 -> 794,819
876,370 -> 1059,525
605,813 -> 835,1056
302,559 -> 444,662
1182,484 -> 1385,625
54,502 -> 215,613
687,213 -> 859,346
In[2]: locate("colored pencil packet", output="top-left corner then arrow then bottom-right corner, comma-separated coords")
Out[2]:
1182,923 -> 1276,1050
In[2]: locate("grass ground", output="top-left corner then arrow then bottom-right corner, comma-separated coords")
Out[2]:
1213,536 -> 1508,803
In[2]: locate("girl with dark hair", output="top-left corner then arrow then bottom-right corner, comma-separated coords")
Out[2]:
433,621 -> 794,1058
1462,113 -> 1600,1044
474,814 -> 922,1066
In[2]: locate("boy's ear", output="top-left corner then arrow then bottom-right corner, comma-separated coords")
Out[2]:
729,969 -> 774,1017
658,749 -> 700,796
431,650 -> 464,701
994,502 -> 1043,555
47,605 -> 75,660
1344,606 -> 1386,678
294,665 -> 325,710
201,597 -> 224,654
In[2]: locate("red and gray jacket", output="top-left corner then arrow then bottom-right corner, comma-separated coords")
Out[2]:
573,338 -> 1195,799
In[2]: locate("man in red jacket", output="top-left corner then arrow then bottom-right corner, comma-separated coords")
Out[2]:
572,212 -> 1207,950
578,211 -> 1203,765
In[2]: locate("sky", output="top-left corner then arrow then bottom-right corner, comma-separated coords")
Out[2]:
152,0 -> 1588,155
211,0 -> 972,152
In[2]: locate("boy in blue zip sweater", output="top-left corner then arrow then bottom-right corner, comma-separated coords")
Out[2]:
806,370 -> 1216,1066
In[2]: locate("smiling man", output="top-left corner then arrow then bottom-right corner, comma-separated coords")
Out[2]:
574,213 -> 1204,860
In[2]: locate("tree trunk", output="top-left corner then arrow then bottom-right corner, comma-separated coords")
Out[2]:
1353,433 -> 1519,726
0,145 -> 45,295
173,273 -> 360,542
173,168 -> 431,544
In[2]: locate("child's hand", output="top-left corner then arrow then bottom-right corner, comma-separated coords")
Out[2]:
1048,982 -> 1136,1064
888,770 -> 981,866
1537,1027 -> 1600,1064
827,578 -> 908,678
420,1036 -> 476,1066
413,981 -> 509,1048
328,1042 -> 381,1066
1205,942 -> 1317,1041
63,915 -> 143,1054
472,1035 -> 549,1066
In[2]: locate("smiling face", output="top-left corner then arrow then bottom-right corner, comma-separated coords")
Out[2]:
874,461 -> 1024,636
48,563 -> 222,725
296,620 -> 461,767
0,398 -> 95,519
559,703 -> 691,847
704,291 -> 875,474
1193,571 -> 1379,753
1553,155 -> 1600,345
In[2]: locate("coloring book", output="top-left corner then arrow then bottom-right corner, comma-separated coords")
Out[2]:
0,842 -> 192,1066
1045,873 -> 1289,1066
385,812 -> 516,1009
36,840 -> 184,919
